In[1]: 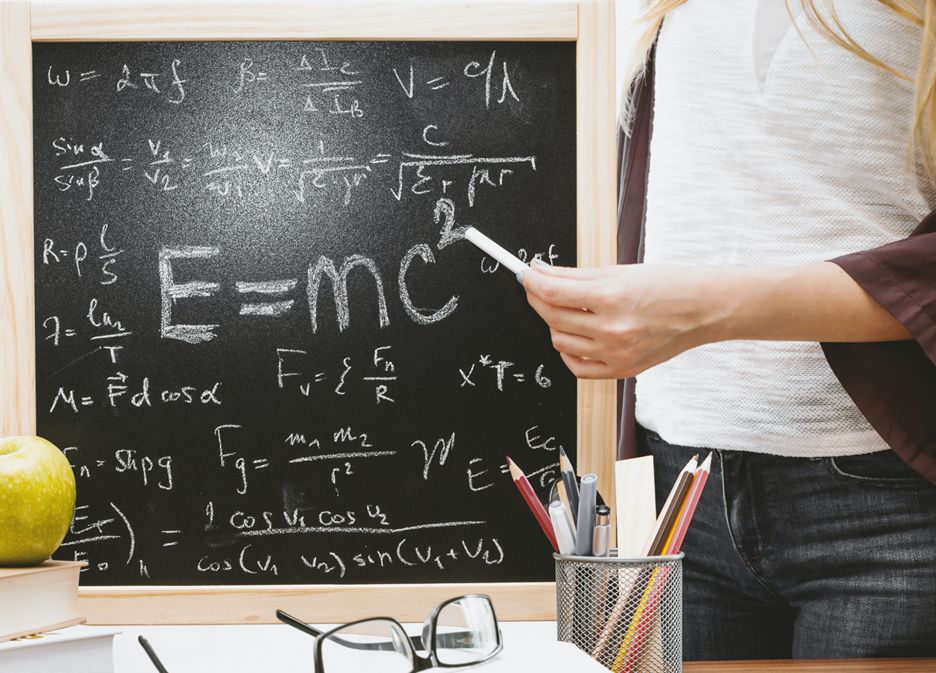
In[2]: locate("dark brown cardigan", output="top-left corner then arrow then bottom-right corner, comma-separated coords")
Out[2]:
616,48 -> 936,484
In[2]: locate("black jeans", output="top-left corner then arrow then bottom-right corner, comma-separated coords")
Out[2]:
639,425 -> 936,660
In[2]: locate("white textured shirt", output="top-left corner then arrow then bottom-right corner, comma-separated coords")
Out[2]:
635,0 -> 933,456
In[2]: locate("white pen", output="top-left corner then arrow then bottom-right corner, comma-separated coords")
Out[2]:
463,227 -> 529,282
549,500 -> 576,555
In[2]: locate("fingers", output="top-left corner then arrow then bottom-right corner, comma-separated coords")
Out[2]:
559,352 -> 613,379
531,261 -> 615,280
522,262 -> 623,381
550,329 -> 600,359
526,293 -> 596,336
523,266 -> 600,310
551,329 -> 614,378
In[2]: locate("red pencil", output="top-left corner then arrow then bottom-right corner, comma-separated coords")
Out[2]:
664,452 -> 712,555
507,456 -> 559,552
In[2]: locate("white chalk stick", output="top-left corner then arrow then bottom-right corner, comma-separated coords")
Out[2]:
464,227 -> 529,277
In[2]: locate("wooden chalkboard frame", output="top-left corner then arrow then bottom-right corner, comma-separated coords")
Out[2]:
0,0 -> 617,624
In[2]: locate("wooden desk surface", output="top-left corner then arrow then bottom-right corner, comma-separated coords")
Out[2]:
685,659 -> 936,672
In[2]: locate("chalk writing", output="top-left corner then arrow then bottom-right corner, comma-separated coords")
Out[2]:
35,40 -> 576,585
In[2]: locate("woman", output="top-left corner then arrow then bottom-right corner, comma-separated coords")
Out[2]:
523,0 -> 936,661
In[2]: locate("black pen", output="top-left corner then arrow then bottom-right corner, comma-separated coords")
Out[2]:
138,635 -> 170,673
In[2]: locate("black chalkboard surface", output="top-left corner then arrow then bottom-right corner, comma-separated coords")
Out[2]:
34,41 -> 576,585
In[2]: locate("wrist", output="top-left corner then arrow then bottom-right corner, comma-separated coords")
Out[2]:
693,266 -> 784,343
685,267 -> 742,345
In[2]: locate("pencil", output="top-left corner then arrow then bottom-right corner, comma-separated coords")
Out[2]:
558,446 -> 580,518
594,456 -> 696,662
507,456 -> 559,553
614,452 -> 714,672
610,569 -> 658,671
641,454 -> 698,557
658,453 -> 709,555
664,453 -> 712,555
613,566 -> 667,673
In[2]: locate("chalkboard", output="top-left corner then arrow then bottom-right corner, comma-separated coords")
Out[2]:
33,41 -> 576,586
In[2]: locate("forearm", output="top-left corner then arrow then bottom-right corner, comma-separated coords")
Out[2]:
704,261 -> 911,343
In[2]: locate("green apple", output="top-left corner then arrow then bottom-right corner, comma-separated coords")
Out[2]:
0,436 -> 76,566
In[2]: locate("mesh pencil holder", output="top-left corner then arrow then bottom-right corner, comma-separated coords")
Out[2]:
555,552 -> 683,673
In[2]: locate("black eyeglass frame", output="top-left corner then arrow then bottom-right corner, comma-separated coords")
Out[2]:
276,593 -> 504,671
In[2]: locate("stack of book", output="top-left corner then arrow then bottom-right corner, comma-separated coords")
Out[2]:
0,561 -> 116,673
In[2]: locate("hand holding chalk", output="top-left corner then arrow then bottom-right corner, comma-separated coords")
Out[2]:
522,261 -> 719,380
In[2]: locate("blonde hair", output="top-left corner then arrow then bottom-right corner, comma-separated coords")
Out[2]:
620,1 -> 936,182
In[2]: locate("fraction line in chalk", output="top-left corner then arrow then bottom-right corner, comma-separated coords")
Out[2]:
402,153 -> 473,160
498,461 -> 558,479
89,331 -> 133,340
302,157 -> 356,163
288,450 -> 397,463
361,376 -> 398,381
302,164 -> 370,174
203,165 -> 248,176
303,80 -> 362,87
58,157 -> 114,170
238,520 -> 487,537
400,156 -> 536,167
59,534 -> 121,546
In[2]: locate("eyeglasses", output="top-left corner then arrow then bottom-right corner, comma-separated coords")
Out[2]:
277,594 -> 503,672
137,594 -> 503,673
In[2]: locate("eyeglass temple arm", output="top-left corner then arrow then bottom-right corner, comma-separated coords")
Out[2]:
138,636 -> 171,673
277,609 -> 397,652
276,610 -> 476,653
276,610 -> 326,638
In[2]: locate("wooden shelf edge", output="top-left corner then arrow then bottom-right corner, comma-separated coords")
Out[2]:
78,581 -> 558,624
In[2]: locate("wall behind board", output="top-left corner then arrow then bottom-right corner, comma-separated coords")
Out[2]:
33,40 -> 578,586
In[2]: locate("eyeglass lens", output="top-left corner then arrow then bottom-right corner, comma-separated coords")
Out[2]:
321,618 -> 413,673
434,596 -> 499,665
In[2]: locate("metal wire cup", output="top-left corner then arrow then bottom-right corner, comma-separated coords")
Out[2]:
555,552 -> 683,673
